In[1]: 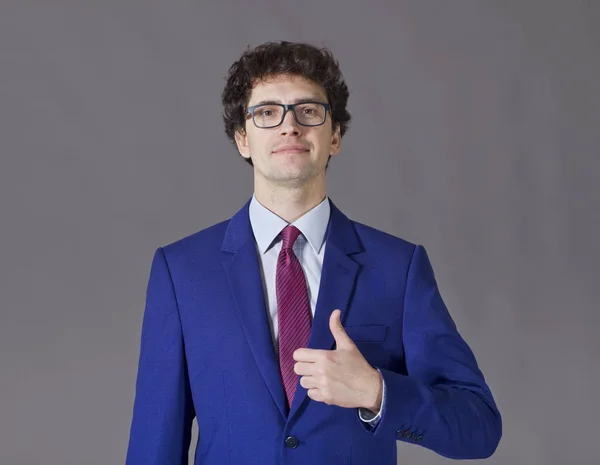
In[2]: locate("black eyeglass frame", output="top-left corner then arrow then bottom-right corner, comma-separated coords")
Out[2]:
245,101 -> 332,129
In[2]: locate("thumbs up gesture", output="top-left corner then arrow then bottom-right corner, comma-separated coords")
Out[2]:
293,309 -> 383,413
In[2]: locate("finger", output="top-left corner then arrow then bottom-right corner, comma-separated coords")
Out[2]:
307,388 -> 334,405
299,375 -> 318,389
293,348 -> 330,362
294,361 -> 316,376
306,388 -> 322,402
329,309 -> 354,350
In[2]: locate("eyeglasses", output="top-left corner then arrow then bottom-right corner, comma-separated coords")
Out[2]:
246,101 -> 331,129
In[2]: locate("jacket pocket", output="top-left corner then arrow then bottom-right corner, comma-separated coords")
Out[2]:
344,324 -> 388,343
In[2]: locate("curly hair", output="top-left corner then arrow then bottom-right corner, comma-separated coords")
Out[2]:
221,41 -> 351,166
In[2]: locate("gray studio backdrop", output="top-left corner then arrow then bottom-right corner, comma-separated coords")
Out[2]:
1,1 -> 599,464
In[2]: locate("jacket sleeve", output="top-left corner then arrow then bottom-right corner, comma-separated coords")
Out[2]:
126,247 -> 195,465
370,245 -> 502,459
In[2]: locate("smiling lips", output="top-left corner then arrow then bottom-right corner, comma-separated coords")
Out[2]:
272,144 -> 309,154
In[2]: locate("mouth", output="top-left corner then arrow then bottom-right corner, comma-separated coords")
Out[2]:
273,148 -> 309,154
272,145 -> 310,155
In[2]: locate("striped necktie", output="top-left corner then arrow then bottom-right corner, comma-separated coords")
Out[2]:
276,225 -> 313,410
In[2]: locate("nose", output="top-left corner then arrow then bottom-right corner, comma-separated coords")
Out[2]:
279,108 -> 302,136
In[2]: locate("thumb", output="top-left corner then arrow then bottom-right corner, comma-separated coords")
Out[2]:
330,309 -> 353,350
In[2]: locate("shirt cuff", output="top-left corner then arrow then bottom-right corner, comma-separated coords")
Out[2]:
358,368 -> 386,425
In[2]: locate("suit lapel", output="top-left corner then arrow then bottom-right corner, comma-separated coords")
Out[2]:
221,200 -> 288,419
289,200 -> 363,418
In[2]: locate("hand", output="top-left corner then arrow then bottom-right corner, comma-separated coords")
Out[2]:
293,309 -> 383,413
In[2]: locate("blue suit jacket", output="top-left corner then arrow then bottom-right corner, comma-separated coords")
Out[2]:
126,198 -> 502,465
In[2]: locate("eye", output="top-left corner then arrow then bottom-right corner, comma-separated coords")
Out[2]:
254,105 -> 280,118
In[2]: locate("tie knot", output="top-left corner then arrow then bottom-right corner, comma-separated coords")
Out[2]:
280,225 -> 302,250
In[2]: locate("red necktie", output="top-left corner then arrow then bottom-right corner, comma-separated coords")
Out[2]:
276,225 -> 313,410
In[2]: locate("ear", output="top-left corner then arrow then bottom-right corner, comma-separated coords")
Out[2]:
329,123 -> 342,156
234,128 -> 251,160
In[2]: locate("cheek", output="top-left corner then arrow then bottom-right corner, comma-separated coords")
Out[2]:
316,132 -> 335,152
247,132 -> 274,154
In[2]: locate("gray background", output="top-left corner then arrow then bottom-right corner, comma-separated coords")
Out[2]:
1,1 -> 598,464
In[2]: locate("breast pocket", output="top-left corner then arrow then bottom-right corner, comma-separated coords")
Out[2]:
344,324 -> 388,343
343,324 -> 391,369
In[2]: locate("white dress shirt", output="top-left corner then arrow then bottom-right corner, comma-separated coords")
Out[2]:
248,194 -> 385,427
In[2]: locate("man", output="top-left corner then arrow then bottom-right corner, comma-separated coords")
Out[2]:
126,41 -> 502,465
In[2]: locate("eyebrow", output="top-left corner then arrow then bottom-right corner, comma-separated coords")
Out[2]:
250,97 -> 326,107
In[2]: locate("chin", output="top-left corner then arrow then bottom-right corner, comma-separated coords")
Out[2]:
271,166 -> 319,184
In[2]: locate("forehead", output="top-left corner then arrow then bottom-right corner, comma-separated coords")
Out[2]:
248,74 -> 327,105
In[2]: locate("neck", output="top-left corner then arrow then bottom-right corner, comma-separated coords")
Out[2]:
254,178 -> 326,223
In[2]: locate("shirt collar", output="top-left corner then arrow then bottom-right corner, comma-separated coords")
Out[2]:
249,193 -> 330,255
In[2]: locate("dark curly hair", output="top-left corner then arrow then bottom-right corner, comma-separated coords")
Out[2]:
221,41 -> 351,166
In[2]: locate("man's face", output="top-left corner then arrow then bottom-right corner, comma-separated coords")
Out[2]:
235,74 -> 341,188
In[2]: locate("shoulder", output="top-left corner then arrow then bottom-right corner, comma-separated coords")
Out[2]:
158,218 -> 231,263
350,219 -> 417,255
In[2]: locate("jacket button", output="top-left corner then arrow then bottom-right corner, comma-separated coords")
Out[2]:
396,429 -> 408,439
417,434 -> 424,442
402,430 -> 412,439
285,436 -> 299,449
